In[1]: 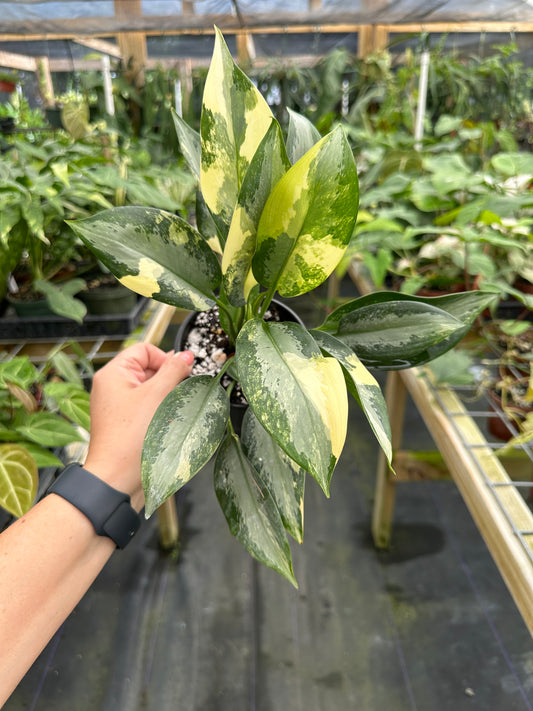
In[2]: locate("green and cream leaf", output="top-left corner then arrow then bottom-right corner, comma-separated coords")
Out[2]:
201,27 -> 274,236
236,319 -> 347,495
252,126 -> 359,297
142,375 -> 230,516
286,107 -> 322,164
241,408 -> 305,543
311,330 -> 392,467
222,119 -> 290,306
214,432 -> 297,587
68,206 -> 222,311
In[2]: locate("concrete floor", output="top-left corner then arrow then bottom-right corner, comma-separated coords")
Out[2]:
5,290 -> 533,711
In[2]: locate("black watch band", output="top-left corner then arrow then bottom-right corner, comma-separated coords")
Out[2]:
48,463 -> 141,549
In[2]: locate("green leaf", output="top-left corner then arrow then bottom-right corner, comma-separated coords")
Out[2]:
310,330 -> 392,468
320,291 -> 496,369
491,152 -> 533,177
34,278 -> 87,323
236,319 -> 348,495
172,108 -> 201,180
0,443 -> 38,518
68,206 -> 222,311
23,443 -> 63,469
214,432 -> 297,587
241,408 -> 305,543
286,107 -> 322,164
222,119 -> 291,306
252,126 -> 359,297
201,27 -> 274,236
14,412 -> 84,448
142,375 -> 230,516
48,349 -> 83,387
0,357 -> 39,390
43,382 -> 91,431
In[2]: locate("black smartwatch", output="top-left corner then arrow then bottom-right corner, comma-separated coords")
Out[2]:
48,463 -> 141,549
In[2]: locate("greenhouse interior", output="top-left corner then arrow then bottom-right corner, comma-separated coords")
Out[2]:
1,1 -> 533,708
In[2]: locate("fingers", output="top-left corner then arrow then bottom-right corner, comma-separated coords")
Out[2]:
144,350 -> 194,399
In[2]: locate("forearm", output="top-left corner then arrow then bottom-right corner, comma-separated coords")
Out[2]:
0,493 -> 116,706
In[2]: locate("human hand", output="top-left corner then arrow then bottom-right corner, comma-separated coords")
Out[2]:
84,343 -> 194,511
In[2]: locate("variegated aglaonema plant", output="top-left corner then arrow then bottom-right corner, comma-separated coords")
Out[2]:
68,29 -> 495,586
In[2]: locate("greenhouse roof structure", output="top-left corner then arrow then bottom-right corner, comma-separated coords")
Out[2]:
1,0 -> 533,80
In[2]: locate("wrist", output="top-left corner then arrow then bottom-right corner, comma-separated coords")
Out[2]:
48,463 -> 141,549
83,455 -> 145,513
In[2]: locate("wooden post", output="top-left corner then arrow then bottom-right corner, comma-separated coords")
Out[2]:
36,56 -> 55,106
114,0 -> 147,87
358,0 -> 390,57
372,370 -> 407,548
236,31 -> 256,67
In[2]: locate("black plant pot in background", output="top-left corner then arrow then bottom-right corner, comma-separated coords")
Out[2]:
175,300 -> 304,435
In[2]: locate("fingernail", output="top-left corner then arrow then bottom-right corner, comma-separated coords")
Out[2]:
177,350 -> 194,365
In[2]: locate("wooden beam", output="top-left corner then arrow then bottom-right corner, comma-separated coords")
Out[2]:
0,50 -> 37,72
0,20 -> 532,43
72,37 -> 122,58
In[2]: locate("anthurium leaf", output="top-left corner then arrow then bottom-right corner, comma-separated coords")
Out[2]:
48,350 -> 83,387
171,108 -> 201,180
319,290 -> 497,369
43,382 -> 91,431
34,278 -> 87,323
236,319 -> 348,496
214,432 -> 297,587
310,330 -> 392,468
241,408 -> 305,543
68,206 -> 222,311
14,412 -> 84,448
222,119 -> 290,307
201,27 -> 274,236
0,443 -> 38,518
252,126 -> 359,297
142,375 -> 230,516
286,107 -> 322,164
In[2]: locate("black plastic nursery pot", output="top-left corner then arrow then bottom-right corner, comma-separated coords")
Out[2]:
175,300 -> 304,435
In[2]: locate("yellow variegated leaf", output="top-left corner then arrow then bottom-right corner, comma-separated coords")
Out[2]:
236,319 -> 348,495
253,126 -> 358,297
201,27 -> 274,235
222,120 -> 290,306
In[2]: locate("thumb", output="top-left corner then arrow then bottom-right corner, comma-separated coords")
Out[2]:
146,350 -> 194,399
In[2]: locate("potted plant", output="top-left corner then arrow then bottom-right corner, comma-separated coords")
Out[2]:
0,345 -> 91,523
68,29 -> 495,585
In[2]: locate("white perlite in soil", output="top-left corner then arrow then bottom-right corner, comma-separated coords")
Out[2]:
182,305 -> 281,405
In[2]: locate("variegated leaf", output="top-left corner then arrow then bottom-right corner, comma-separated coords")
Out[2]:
252,126 -> 359,297
310,330 -> 392,468
320,290 -> 497,369
286,107 -> 322,164
172,108 -> 201,180
0,443 -> 38,518
222,120 -> 290,306
241,408 -> 305,543
214,432 -> 297,587
328,300 -> 461,369
68,206 -> 221,311
236,319 -> 348,495
142,375 -> 230,517
201,27 -> 274,236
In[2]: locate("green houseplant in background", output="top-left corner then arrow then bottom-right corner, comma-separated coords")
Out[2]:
69,29 -> 495,586
0,345 -> 91,520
